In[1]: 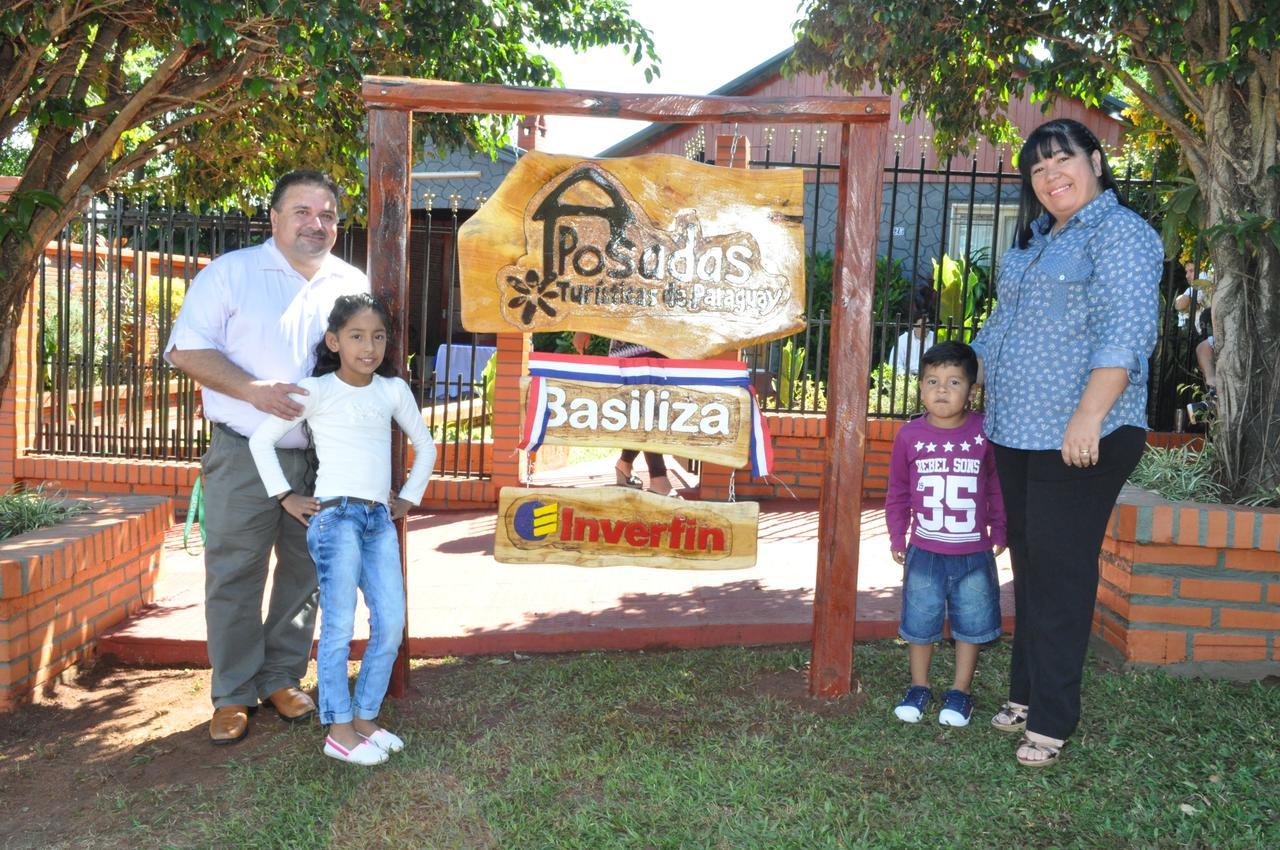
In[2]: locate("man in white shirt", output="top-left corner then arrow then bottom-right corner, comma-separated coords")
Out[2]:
887,315 -> 936,374
165,170 -> 369,744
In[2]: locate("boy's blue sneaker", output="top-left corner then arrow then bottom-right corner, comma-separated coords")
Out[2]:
938,689 -> 973,727
893,685 -> 932,723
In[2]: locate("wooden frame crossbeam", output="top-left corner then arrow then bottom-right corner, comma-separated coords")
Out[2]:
363,76 -> 888,123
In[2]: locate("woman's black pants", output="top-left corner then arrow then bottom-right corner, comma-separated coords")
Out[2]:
993,426 -> 1146,741
619,449 -> 667,477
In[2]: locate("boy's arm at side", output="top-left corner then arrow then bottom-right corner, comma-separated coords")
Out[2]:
884,432 -> 913,557
390,379 -> 438,510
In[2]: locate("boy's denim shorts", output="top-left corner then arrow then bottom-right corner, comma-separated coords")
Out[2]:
899,545 -> 1002,645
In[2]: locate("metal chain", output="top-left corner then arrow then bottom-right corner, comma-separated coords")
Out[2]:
728,122 -> 742,167
524,450 -> 532,487
727,469 -> 736,503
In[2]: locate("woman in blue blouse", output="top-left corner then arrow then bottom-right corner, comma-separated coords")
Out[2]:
971,119 -> 1163,767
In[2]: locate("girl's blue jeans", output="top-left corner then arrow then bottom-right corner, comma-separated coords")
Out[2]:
305,498 -> 405,725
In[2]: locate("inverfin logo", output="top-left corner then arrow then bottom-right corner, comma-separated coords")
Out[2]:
513,499 -> 559,541
496,487 -> 760,570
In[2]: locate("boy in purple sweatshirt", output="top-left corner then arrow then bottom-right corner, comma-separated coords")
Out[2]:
886,341 -> 1007,726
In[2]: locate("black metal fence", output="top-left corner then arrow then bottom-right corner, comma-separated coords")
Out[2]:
698,140 -> 1201,431
29,149 -> 1201,468
31,195 -> 499,477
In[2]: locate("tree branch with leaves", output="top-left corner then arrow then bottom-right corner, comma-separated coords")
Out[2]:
792,0 -> 1279,499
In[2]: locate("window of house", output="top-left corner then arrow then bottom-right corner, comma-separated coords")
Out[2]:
947,202 -> 1020,261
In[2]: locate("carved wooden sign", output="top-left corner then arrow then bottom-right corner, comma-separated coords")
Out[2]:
521,377 -> 751,468
518,353 -> 774,474
495,486 -> 759,570
457,151 -> 806,359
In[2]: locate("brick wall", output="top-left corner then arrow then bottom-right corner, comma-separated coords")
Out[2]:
1095,486 -> 1280,674
0,494 -> 170,710
700,416 -> 901,502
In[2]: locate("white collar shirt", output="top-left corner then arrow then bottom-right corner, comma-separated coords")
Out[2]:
164,238 -> 369,448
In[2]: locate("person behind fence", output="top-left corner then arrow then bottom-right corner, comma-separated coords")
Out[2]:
971,118 -> 1161,767
886,313 -> 936,375
164,170 -> 369,745
886,341 -> 1006,728
1175,261 -> 1217,424
249,294 -> 436,765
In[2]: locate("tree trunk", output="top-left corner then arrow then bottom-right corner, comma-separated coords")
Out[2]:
1202,87 -> 1280,498
0,237 -> 47,403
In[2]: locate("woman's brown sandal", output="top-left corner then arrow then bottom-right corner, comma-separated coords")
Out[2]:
1016,735 -> 1063,768
615,467 -> 643,488
991,702 -> 1028,732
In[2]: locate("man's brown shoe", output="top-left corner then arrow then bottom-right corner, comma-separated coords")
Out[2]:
209,705 -> 252,745
265,686 -> 316,723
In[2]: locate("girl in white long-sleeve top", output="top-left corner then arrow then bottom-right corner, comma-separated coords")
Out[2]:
250,293 -> 436,766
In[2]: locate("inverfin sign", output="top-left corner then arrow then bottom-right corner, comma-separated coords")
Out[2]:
495,486 -> 760,570
457,151 -> 806,359
519,353 -> 773,474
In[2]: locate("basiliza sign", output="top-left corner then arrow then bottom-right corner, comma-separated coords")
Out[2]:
457,151 -> 806,359
519,353 -> 773,473
495,486 -> 760,570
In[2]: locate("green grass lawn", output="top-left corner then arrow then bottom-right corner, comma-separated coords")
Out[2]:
127,642 -> 1278,849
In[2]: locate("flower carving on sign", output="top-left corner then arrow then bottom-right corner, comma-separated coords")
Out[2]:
505,268 -> 559,325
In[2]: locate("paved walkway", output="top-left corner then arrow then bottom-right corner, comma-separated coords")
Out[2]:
100,457 -> 1014,664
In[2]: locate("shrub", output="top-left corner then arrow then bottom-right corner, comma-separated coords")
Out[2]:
1130,440 -> 1280,508
1128,442 -> 1229,504
868,363 -> 922,416
0,486 -> 86,542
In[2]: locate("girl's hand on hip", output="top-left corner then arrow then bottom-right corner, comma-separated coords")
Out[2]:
281,493 -> 321,527
1061,411 -> 1102,468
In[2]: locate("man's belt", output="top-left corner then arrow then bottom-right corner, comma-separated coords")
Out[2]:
316,496 -> 382,510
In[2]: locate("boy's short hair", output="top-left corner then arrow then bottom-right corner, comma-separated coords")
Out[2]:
920,341 -> 978,383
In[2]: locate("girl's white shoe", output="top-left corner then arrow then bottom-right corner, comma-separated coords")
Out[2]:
324,735 -> 388,765
361,728 -> 405,753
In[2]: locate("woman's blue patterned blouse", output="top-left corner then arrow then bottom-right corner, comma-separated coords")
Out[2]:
971,189 -> 1164,450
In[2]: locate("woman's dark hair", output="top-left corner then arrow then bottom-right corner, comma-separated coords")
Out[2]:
920,340 -> 978,384
312,293 -> 398,378
1013,119 -> 1126,250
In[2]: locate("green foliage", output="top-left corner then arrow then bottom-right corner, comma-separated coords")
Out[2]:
805,252 -> 912,323
778,339 -> 807,408
532,331 -> 609,356
791,0 -> 1280,495
0,189 -> 62,250
1131,440 -> 1280,508
0,1 -> 659,211
874,255 -> 912,322
475,351 -> 497,417
929,252 -> 990,342
0,486 -> 85,542
869,362 -> 922,415
1129,442 -> 1229,505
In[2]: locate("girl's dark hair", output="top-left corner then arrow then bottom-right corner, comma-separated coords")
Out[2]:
1013,119 -> 1125,250
920,340 -> 978,384
312,293 -> 398,378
